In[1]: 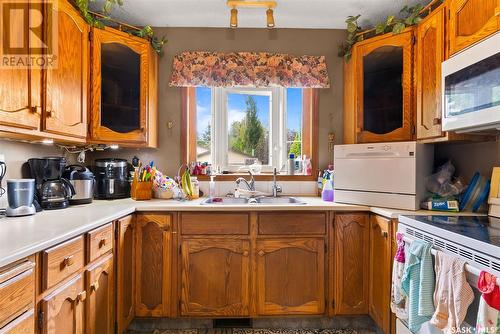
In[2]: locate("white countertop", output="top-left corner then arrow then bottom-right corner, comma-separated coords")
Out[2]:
0,196 -> 481,268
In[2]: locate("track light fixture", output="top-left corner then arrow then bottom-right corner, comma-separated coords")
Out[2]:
227,1 -> 277,28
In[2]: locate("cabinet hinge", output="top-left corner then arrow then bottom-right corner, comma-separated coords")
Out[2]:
37,310 -> 44,329
412,35 -> 416,45
178,300 -> 182,310
332,299 -> 335,310
88,30 -> 93,42
114,322 -> 118,334
115,226 -> 119,240
179,245 -> 182,255
324,243 -> 327,253
411,124 -> 416,135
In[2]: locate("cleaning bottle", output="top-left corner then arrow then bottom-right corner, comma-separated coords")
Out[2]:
209,175 -> 216,199
288,153 -> 295,175
321,175 -> 334,202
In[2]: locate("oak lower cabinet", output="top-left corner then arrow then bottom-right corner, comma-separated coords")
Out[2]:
115,216 -> 135,333
39,274 -> 86,334
135,214 -> 172,317
447,0 -> 500,56
334,213 -> 369,315
86,254 -> 114,334
180,238 -> 250,317
369,215 -> 392,334
256,238 -> 325,316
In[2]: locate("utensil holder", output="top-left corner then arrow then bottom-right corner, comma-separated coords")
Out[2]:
131,179 -> 153,200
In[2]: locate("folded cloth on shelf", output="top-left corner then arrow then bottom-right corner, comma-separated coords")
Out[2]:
401,239 -> 435,333
430,251 -> 474,332
391,233 -> 408,319
476,271 -> 500,334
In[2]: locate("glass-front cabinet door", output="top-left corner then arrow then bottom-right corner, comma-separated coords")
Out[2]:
355,30 -> 414,143
90,27 -> 149,144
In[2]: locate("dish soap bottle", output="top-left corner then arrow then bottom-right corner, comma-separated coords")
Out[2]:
321,176 -> 334,202
209,175 -> 216,199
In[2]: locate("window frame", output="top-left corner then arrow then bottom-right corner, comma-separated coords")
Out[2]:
181,86 -> 319,180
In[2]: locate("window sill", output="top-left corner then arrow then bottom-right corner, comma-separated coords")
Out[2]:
195,174 -> 317,181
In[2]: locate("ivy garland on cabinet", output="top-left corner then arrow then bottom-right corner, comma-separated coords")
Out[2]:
73,0 -> 167,56
338,0 -> 443,61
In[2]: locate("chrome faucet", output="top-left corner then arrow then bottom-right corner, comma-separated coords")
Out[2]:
235,171 -> 255,191
272,168 -> 282,197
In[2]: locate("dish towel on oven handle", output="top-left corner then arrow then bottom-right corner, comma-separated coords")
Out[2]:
430,251 -> 474,333
401,239 -> 435,333
476,271 -> 500,334
391,232 -> 408,319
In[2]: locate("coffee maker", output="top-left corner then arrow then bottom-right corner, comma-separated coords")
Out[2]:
28,157 -> 75,210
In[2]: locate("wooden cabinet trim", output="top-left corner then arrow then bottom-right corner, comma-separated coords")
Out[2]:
0,309 -> 35,334
0,265 -> 35,329
180,212 -> 249,235
257,212 -> 326,235
116,215 -> 135,333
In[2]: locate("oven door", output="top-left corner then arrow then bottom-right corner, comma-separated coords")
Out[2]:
442,32 -> 500,133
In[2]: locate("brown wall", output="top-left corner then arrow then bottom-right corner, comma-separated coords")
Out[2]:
90,27 -> 347,175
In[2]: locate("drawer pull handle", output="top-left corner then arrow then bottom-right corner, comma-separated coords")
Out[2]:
91,281 -> 100,292
77,291 -> 87,302
62,255 -> 74,268
99,238 -> 107,248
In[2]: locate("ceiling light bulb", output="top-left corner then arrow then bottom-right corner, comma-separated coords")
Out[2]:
266,8 -> 275,28
230,8 -> 238,28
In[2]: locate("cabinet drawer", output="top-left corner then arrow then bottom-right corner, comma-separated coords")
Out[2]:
258,212 -> 326,235
87,223 -> 113,263
0,309 -> 34,334
0,261 -> 35,328
181,213 -> 249,235
42,236 -> 85,290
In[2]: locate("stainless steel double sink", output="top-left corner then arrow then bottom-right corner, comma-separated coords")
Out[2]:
200,196 -> 307,205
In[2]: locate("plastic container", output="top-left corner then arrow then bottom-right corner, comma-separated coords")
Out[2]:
190,177 -> 200,199
209,175 -> 216,198
288,154 -> 295,175
322,177 -> 334,202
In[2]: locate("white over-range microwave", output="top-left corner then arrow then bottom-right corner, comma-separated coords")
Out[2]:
442,32 -> 500,133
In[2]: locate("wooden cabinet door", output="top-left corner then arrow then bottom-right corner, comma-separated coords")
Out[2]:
256,238 -> 325,316
115,216 -> 135,333
369,215 -> 392,334
135,214 -> 171,317
40,274 -> 86,334
86,254 -> 113,334
355,30 -> 414,143
447,0 -> 500,55
0,1 -> 40,131
334,213 -> 369,315
90,27 -> 149,144
180,238 -> 250,317
43,0 -> 88,139
416,6 -> 446,140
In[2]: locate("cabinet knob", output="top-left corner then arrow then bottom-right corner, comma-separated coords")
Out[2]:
258,250 -> 265,257
91,281 -> 100,292
31,106 -> 41,115
62,255 -> 74,268
433,117 -> 441,125
47,110 -> 54,117
242,251 -> 249,257
99,238 -> 107,248
381,230 -> 389,238
77,291 -> 87,302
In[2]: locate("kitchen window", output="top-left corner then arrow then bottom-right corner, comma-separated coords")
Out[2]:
182,87 -> 318,176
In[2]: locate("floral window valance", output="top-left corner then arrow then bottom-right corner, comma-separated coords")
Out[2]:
169,51 -> 330,88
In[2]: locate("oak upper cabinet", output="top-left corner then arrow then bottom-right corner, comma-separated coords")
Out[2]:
135,214 -> 171,317
416,5 -> 446,141
42,0 -> 88,139
346,30 -> 415,144
90,27 -> 158,147
39,274 -> 86,334
0,2 -> 40,132
334,213 -> 369,315
447,0 -> 500,56
180,239 -> 250,317
85,254 -> 114,334
256,238 -> 325,316
369,215 -> 392,334
115,216 -> 135,333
